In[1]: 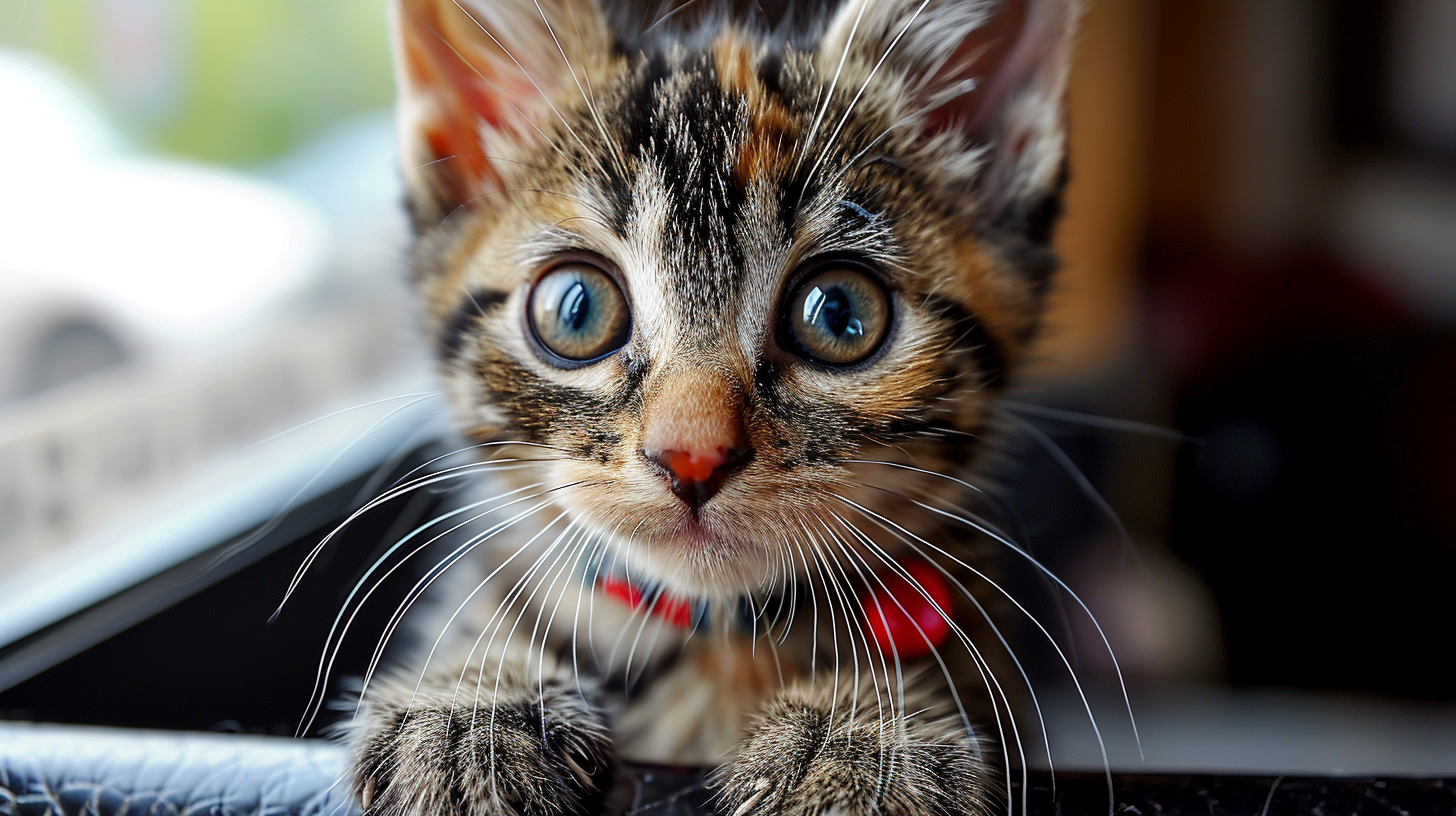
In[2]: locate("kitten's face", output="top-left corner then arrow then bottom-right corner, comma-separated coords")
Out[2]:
396,0 -> 1073,595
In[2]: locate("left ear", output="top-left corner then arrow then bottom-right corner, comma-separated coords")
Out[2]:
820,0 -> 1078,226
392,0 -> 610,228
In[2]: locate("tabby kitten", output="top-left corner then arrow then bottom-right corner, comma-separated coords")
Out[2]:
350,0 -> 1076,813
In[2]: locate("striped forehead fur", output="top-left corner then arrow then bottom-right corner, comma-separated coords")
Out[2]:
401,0 -> 1071,594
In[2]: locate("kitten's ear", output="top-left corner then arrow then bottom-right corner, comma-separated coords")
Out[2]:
821,0 -> 1077,226
392,0 -> 608,227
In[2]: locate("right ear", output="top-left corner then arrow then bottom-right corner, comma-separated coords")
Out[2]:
819,0 -> 1078,230
392,0 -> 609,227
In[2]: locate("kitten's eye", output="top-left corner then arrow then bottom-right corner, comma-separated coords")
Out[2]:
782,266 -> 891,366
528,262 -> 631,363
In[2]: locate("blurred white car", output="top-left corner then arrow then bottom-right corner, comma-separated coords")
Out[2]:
0,50 -> 327,402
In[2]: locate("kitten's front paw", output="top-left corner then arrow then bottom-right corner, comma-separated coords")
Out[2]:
712,686 -> 990,816
349,667 -> 613,816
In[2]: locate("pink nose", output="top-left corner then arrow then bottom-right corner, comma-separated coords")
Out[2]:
641,370 -> 752,511
660,448 -> 728,484
647,445 -> 750,510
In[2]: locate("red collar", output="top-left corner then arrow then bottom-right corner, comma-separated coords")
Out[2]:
598,574 -> 699,629
598,558 -> 953,659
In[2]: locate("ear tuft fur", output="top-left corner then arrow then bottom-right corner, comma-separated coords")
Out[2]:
392,0 -> 609,228
820,0 -> 1079,226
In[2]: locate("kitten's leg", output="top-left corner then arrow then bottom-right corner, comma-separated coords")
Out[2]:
712,674 -> 991,816
348,649 -> 614,816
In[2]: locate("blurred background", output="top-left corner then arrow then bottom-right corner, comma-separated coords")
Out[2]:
1004,0 -> 1456,772
0,0 -> 1453,775
0,0 -> 418,577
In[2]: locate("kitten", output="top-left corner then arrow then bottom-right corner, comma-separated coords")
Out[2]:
349,0 -> 1076,814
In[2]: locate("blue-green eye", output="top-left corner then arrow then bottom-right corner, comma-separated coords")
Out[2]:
528,262 -> 631,362
783,266 -> 891,365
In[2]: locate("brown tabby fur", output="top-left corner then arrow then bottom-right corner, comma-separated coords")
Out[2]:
348,0 -> 1078,813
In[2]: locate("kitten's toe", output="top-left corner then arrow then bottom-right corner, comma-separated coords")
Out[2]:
712,688 -> 991,816
349,670 -> 613,816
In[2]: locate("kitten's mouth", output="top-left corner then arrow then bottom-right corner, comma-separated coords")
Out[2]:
554,460 -> 798,594
663,503 -> 737,545
619,495 -> 779,594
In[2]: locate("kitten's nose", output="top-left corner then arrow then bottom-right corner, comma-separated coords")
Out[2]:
642,370 -> 752,511
647,445 -> 752,510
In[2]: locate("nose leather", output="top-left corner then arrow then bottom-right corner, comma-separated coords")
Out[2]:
648,445 -> 751,510
641,369 -> 751,511
660,448 -> 727,484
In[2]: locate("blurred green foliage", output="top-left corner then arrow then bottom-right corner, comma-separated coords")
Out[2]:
1,0 -> 394,164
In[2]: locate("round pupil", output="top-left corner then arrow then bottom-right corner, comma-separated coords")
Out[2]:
805,285 -> 864,339
560,282 -> 590,332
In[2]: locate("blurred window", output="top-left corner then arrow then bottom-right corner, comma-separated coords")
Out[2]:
0,0 -> 427,637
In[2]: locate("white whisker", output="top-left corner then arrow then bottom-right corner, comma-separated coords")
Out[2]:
410,507 -> 573,722
827,509 -> 1025,816
794,0 -> 869,177
811,517 -> 904,798
364,492 -> 571,712
998,409 -> 1148,578
277,457 -> 563,621
843,455 -> 1142,760
1001,399 -> 1193,444
218,394 -> 442,580
830,492 -> 1121,807
446,0 -> 605,177
300,480 -> 552,734
802,0 -> 936,197
387,440 -> 569,491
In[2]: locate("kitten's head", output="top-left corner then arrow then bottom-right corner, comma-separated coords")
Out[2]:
393,0 -> 1076,595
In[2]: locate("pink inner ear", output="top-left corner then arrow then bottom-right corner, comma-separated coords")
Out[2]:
398,0 -> 535,206
922,0 -> 1030,138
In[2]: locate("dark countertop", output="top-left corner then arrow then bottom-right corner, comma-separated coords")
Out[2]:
2,722 -> 1452,816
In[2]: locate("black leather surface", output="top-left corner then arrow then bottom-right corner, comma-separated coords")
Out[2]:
0,722 -> 353,816
0,723 -> 719,816
4,722 -> 1455,816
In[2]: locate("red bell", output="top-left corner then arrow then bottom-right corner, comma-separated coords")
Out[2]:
861,558 -> 953,660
